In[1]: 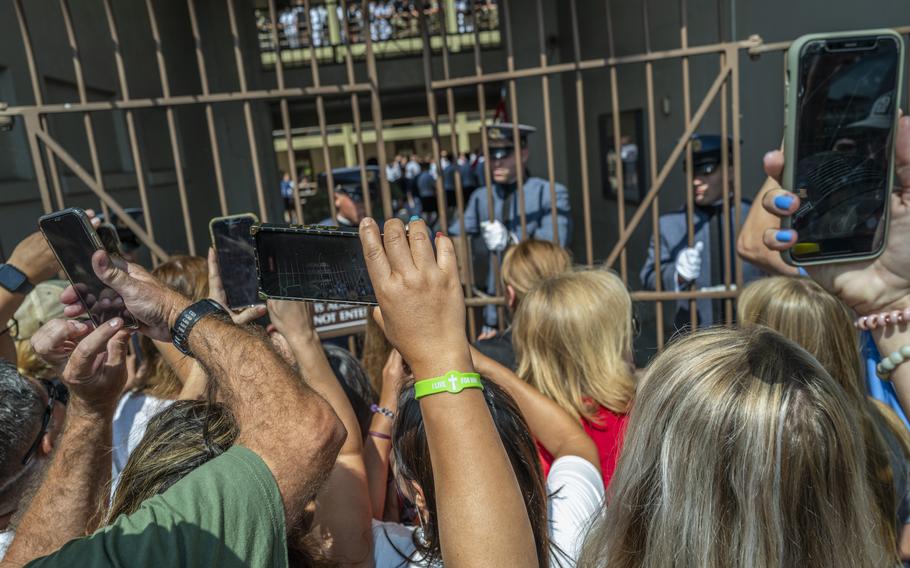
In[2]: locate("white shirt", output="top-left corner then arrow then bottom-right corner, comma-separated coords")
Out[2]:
111,391 -> 173,492
372,456 -> 603,567
0,529 -> 13,561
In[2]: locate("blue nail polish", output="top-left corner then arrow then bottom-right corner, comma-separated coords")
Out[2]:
774,195 -> 794,210
776,230 -> 793,243
409,215 -> 421,222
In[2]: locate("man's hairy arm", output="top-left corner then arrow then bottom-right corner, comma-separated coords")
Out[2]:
182,312 -> 346,526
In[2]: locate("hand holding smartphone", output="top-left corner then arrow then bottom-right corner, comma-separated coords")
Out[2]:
782,29 -> 905,265
38,208 -> 137,328
209,213 -> 261,310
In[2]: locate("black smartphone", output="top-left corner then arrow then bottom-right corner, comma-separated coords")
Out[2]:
252,224 -> 377,305
782,30 -> 905,265
96,222 -> 122,255
209,213 -> 261,310
38,208 -> 138,328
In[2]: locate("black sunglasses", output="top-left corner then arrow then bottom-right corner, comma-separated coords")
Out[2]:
687,161 -> 719,176
489,147 -> 515,161
21,380 -> 69,466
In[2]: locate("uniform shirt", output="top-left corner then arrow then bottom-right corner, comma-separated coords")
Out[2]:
450,177 -> 571,326
26,446 -> 288,568
640,201 -> 764,325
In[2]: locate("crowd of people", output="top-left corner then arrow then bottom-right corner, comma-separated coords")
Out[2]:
0,108 -> 908,568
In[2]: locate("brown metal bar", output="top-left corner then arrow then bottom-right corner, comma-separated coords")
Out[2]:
436,0 -> 478,340
59,0 -> 109,219
605,60 -> 732,267
268,0 -> 304,223
186,0 -> 228,217
0,85 -> 373,117
570,0 -> 593,265
22,113 -> 53,214
729,45 -> 744,291
13,0 -> 65,211
361,0 -> 392,220
340,0 -> 372,219
472,2 -> 504,330
680,0 -> 697,330
632,289 -> 738,301
500,0 -> 527,240
34,127 -> 169,262
101,0 -> 156,261
226,0 -> 268,222
418,6 -> 450,230
535,0 -> 559,246
720,52 -> 733,325
303,0 -> 337,222
642,0 -> 664,348
605,0 -> 627,282
145,0 -> 196,255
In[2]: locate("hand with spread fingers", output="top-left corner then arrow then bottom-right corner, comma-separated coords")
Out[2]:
760,116 -> 910,316
60,250 -> 188,342
357,217 -> 471,378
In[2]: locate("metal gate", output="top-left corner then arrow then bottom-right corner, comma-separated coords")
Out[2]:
3,0 -> 909,350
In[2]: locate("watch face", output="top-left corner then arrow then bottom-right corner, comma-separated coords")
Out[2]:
0,265 -> 27,292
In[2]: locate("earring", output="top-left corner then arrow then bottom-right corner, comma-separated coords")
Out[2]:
415,509 -> 430,548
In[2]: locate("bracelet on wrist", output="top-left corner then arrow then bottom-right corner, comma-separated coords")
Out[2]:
876,345 -> 910,380
856,307 -> 910,330
370,404 -> 395,420
368,430 -> 392,440
414,371 -> 483,400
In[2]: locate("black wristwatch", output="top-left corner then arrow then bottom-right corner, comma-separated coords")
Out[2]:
0,264 -> 34,295
171,299 -> 227,357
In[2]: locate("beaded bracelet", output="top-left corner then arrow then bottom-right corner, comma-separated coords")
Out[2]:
370,404 -> 395,420
855,307 -> 910,330
368,430 -> 392,440
876,345 -> 910,380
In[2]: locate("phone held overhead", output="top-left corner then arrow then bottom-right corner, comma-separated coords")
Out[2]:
209,213 -> 261,310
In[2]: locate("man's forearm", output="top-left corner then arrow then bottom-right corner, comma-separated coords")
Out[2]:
185,315 -> 345,524
3,411 -> 112,566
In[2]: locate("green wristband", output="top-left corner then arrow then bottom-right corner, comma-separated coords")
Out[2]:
414,371 -> 483,400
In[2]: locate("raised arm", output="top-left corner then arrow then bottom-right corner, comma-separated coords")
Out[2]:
62,251 -> 345,527
359,217 -> 537,567
268,298 -> 373,566
3,318 -> 131,565
471,346 -> 599,470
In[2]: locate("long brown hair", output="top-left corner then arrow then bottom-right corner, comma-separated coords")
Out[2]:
391,379 -> 550,567
579,327 -> 890,567
738,276 -> 909,559
513,269 -> 635,422
137,255 -> 209,399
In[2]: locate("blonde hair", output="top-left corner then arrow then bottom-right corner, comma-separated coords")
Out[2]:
579,327 -> 891,568
138,256 -> 209,399
513,269 -> 634,422
500,239 -> 572,308
738,276 -> 909,557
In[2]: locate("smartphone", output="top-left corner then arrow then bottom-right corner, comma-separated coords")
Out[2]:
209,213 -> 261,310
252,224 -> 377,305
782,30 -> 905,266
96,222 -> 122,255
38,208 -> 137,328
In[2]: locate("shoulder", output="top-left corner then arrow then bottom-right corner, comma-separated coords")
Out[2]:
525,177 -> 567,194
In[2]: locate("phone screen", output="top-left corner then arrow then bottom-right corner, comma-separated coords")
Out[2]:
790,36 -> 901,262
211,216 -> 260,309
254,228 -> 376,305
39,210 -> 136,328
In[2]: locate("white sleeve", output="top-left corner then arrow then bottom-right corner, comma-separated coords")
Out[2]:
547,456 -> 604,567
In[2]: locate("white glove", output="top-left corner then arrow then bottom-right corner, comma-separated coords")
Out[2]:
675,241 -> 704,283
481,220 -> 509,253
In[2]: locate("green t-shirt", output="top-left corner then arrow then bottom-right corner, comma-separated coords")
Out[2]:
26,446 -> 288,568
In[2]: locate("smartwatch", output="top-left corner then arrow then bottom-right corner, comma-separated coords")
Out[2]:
0,264 -> 34,295
171,299 -> 228,357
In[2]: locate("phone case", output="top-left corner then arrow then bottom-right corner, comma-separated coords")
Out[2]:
250,223 -> 377,305
209,213 -> 260,310
38,207 -> 139,329
781,29 -> 905,266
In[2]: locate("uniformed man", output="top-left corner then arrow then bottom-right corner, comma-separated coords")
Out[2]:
317,166 -> 379,228
449,123 -> 571,335
640,134 -> 763,328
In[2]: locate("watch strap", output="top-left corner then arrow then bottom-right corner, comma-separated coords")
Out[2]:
414,371 -> 483,400
171,299 -> 227,357
0,264 -> 34,295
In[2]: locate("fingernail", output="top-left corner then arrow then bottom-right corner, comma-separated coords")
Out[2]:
773,195 -> 794,210
436,231 -> 443,238
763,151 -> 776,162
776,230 -> 794,243
360,217 -> 374,227
72,321 -> 87,331
109,317 -> 122,327
409,215 -> 421,222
